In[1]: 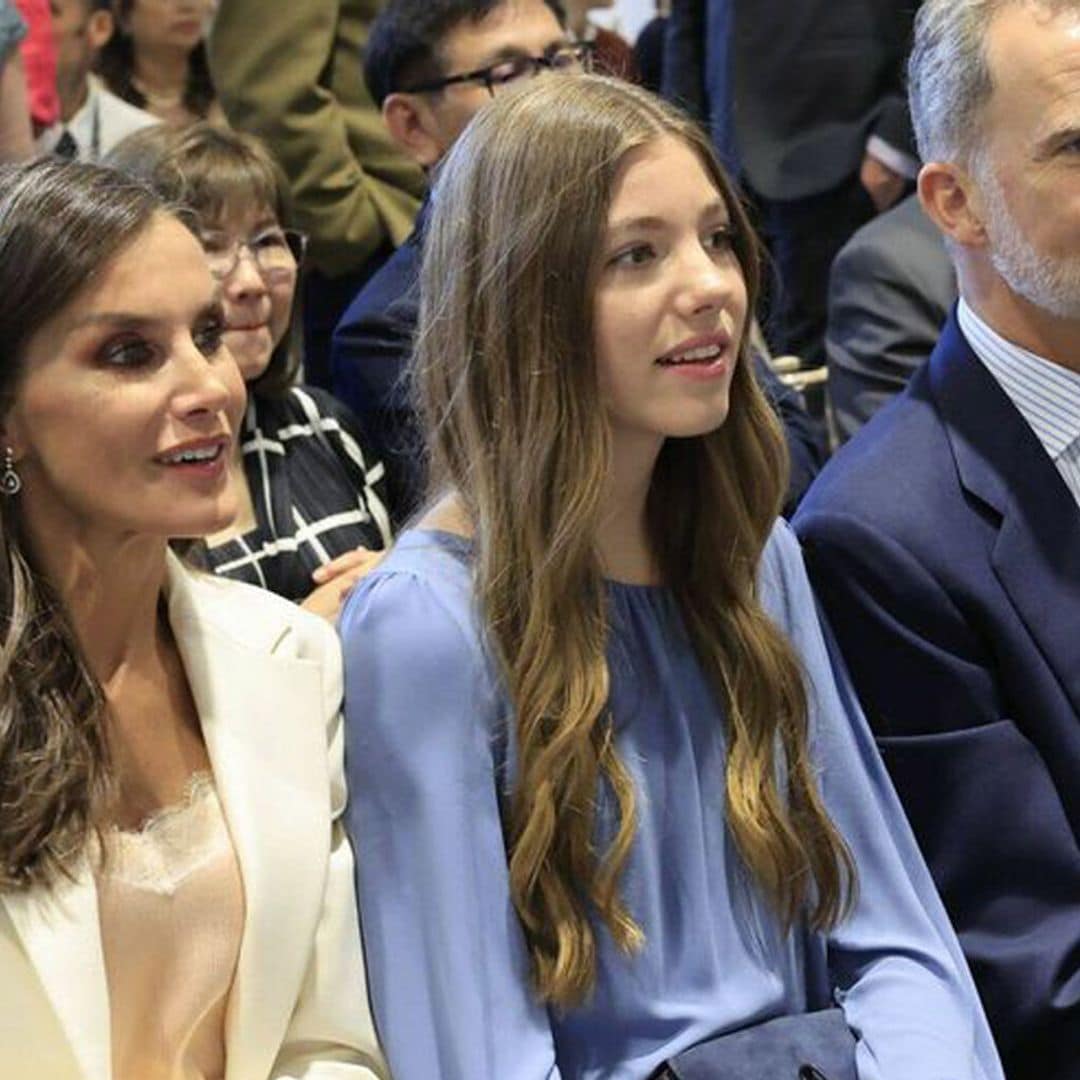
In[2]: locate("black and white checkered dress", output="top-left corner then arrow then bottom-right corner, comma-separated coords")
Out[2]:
203,386 -> 392,602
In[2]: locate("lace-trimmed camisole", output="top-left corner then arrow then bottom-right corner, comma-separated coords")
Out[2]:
95,772 -> 246,1080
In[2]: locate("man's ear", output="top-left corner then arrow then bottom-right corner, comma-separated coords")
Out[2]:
86,9 -> 116,51
382,92 -> 445,168
918,160 -> 988,249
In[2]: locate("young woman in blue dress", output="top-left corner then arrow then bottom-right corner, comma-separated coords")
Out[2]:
340,75 -> 1003,1080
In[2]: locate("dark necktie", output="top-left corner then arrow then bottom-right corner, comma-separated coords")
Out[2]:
53,129 -> 78,160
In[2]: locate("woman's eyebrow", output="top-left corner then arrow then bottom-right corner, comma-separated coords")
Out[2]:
606,201 -> 730,238
605,215 -> 667,235
66,312 -> 161,332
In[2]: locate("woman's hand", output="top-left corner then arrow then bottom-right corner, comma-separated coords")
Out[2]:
301,547 -> 386,621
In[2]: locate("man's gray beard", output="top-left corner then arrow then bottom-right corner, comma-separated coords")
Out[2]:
976,158 -> 1080,320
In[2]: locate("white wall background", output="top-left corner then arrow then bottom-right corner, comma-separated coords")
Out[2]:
590,0 -> 655,45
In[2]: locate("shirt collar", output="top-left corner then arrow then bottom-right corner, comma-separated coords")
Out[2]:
957,298 -> 1080,461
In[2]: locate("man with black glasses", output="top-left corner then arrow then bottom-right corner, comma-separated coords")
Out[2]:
331,0 -> 577,520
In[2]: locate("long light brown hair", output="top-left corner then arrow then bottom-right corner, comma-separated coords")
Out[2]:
0,160 -> 163,889
415,76 -> 856,1006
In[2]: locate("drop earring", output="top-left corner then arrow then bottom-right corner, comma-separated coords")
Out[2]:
1,447 -> 21,496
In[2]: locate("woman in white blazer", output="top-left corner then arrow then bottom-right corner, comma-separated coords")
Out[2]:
0,157 -> 388,1080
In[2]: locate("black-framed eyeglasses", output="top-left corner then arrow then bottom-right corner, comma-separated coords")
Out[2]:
197,226 -> 308,283
400,41 -> 595,98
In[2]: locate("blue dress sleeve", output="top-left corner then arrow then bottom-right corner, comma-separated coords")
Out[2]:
341,566 -> 562,1080
759,523 -> 1004,1080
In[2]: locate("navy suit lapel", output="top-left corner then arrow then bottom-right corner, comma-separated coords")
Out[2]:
929,313 -> 1080,721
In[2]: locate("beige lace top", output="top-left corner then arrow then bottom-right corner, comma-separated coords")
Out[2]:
95,772 -> 246,1080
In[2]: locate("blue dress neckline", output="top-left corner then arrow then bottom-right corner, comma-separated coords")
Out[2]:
398,526 -> 672,595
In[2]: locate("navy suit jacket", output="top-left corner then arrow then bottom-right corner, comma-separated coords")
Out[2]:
332,202 -> 827,519
331,207 -> 427,524
795,311 -> 1080,1079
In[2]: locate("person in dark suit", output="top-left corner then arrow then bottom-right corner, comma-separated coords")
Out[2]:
329,0 -> 572,519
663,0 -> 920,366
632,1 -> 668,95
826,193 -> 956,443
333,208 -> 427,522
795,2 -> 1080,1075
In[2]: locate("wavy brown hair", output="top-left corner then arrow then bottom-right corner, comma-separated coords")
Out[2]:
0,159 -> 163,889
415,76 -> 856,1006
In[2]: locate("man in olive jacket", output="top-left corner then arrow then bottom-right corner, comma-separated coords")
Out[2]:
209,0 -> 426,388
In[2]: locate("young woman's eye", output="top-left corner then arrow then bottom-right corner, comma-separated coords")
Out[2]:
193,318 -> 226,357
98,336 -> 156,368
611,243 -> 656,268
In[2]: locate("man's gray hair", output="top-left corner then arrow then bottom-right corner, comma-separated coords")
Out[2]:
909,0 -> 1080,165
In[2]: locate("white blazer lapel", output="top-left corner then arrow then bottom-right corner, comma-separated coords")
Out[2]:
166,560 -> 333,1080
1,864 -> 111,1080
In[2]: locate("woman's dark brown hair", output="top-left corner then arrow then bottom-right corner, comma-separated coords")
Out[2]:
0,158 -> 164,889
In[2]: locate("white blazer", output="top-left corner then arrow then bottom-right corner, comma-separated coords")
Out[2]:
0,554 -> 389,1080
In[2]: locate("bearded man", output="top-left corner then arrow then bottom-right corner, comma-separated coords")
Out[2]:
794,2 -> 1080,1077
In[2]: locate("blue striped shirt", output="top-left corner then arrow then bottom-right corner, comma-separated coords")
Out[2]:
958,299 -> 1080,507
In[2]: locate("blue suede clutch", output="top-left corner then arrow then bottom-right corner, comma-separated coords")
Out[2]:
664,1007 -> 857,1080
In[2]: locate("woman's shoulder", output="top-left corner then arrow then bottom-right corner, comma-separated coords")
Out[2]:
340,529 -> 501,740
251,384 -> 338,425
255,386 -> 371,460
340,528 -> 479,660
758,518 -> 806,590
167,551 -> 338,661
344,526 -> 473,608
285,384 -> 360,426
757,518 -> 822,638
757,520 -> 852,714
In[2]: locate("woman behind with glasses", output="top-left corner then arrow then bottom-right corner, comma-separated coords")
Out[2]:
110,123 -> 393,620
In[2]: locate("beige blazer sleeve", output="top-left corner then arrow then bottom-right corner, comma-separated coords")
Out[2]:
270,613 -> 388,1079
0,560 -> 391,1080
208,0 -> 424,278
